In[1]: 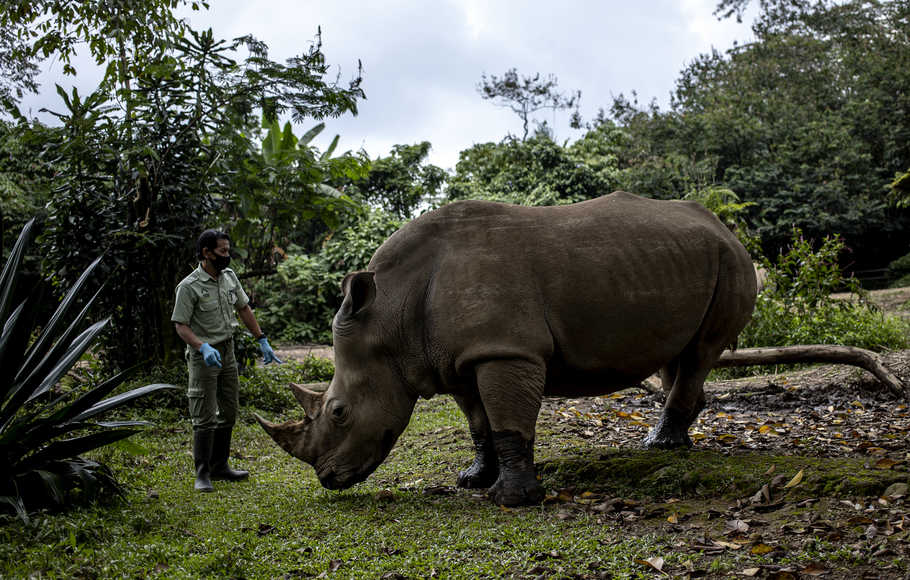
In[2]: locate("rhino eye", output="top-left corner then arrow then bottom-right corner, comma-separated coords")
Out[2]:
328,400 -> 347,422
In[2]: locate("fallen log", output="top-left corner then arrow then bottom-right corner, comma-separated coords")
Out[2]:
714,345 -> 905,398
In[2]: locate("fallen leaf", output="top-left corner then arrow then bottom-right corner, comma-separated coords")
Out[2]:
764,464 -> 776,476
800,562 -> 829,576
750,543 -> 775,555
727,519 -> 750,534
783,469 -> 804,489
874,458 -> 900,470
742,568 -> 761,577
667,513 -> 678,524
712,540 -> 743,550
635,556 -> 666,573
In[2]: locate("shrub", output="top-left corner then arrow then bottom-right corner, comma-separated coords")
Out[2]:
252,208 -> 402,343
888,252 -> 910,288
239,356 -> 335,413
740,229 -> 909,351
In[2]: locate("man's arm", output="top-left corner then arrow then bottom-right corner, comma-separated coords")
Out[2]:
237,304 -> 263,339
174,322 -> 204,351
237,304 -> 281,364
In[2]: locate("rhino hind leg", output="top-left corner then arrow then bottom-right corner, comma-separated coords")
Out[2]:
453,393 -> 499,488
473,358 -> 546,506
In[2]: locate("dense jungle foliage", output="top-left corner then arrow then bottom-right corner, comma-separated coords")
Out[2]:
1,0 -> 909,361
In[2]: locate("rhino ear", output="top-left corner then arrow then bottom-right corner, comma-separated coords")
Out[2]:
340,271 -> 376,316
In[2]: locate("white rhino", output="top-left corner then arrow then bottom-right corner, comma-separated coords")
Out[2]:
258,192 -> 757,506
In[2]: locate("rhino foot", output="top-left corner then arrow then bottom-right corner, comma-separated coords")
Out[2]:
457,460 -> 499,489
488,476 -> 545,507
643,413 -> 693,449
485,430 -> 543,506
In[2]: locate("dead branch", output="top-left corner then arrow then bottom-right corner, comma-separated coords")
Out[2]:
715,345 -> 905,398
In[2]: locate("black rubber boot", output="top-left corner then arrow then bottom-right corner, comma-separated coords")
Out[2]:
210,426 -> 249,481
193,429 -> 214,492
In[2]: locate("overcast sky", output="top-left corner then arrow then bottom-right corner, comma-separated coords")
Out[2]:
18,0 -> 755,171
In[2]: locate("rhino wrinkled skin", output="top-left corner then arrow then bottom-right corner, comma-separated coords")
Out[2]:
258,192 -> 758,506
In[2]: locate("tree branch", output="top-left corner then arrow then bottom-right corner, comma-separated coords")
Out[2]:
715,345 -> 906,398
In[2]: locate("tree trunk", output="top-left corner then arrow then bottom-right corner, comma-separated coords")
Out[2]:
714,345 -> 905,398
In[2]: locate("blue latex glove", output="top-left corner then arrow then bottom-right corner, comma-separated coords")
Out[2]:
199,342 -> 222,368
258,337 -> 282,364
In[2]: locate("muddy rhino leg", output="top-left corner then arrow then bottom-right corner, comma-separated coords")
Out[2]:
644,350 -> 714,449
452,392 -> 499,488
473,358 -> 546,506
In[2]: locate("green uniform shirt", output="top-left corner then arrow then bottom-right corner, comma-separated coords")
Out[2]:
171,265 -> 250,345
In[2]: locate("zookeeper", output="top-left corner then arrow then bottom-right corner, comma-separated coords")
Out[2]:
171,229 -> 282,492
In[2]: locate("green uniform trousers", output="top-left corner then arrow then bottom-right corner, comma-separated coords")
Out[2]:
186,337 -> 239,430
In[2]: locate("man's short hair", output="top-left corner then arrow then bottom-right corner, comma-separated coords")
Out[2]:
196,229 -> 231,260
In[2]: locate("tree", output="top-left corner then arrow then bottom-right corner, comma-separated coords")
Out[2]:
478,68 -> 581,140
447,131 -> 614,205
608,0 -> 910,270
348,142 -> 447,219
3,3 -> 366,367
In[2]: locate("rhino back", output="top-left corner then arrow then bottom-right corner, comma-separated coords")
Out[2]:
368,192 -> 755,393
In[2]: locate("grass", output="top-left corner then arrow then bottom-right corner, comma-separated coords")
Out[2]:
0,395 -> 667,579
2,370 -> 907,578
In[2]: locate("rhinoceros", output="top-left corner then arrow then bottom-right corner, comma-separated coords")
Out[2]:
257,191 -> 757,506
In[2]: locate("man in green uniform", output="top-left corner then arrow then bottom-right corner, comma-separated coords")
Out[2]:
172,230 -> 282,492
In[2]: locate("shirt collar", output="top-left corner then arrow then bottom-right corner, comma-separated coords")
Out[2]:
195,264 -> 218,283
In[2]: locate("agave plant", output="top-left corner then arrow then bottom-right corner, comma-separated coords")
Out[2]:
0,219 -> 174,522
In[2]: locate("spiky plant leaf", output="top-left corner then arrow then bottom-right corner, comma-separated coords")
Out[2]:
0,218 -> 34,322
0,219 -> 175,521
16,429 -> 139,472
14,256 -> 103,383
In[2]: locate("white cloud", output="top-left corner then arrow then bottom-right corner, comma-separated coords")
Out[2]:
17,0 -> 755,170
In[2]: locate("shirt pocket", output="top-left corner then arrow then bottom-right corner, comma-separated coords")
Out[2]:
197,296 -> 222,328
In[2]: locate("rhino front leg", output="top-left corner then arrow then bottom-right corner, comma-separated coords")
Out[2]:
452,393 -> 498,488
474,358 -> 546,506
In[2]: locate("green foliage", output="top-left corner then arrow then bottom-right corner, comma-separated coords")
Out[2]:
347,142 -> 447,219
225,117 -> 369,275
447,133 -> 614,205
605,0 -> 910,269
0,220 -> 174,522
11,5 -> 365,368
741,229 -> 909,351
239,356 -> 335,413
887,251 -> 910,288
252,208 -> 403,343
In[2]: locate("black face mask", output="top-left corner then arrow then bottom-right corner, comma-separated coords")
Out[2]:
210,253 -> 231,271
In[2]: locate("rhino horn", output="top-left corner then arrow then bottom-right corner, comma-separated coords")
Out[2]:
289,382 -> 324,420
254,412 -> 312,463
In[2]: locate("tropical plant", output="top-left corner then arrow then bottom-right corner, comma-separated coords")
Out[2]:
0,219 -> 174,522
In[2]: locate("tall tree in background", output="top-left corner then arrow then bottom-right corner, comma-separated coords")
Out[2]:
608,0 -> 910,269
478,68 -> 581,140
